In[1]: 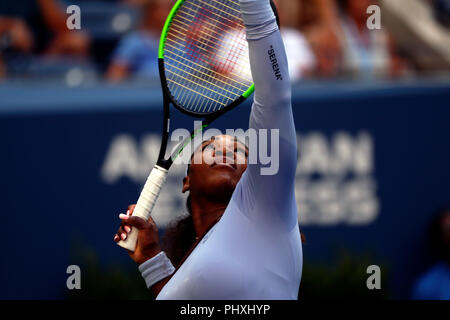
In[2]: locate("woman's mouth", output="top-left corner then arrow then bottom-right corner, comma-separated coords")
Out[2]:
211,158 -> 237,170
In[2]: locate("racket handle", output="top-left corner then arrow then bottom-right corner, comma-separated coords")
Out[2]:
117,165 -> 169,252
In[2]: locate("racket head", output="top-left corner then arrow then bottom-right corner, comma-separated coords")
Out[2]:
158,0 -> 255,118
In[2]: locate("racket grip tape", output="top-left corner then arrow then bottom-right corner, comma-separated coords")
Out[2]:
117,165 -> 169,252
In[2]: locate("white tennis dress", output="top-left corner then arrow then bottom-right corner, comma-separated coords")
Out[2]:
157,15 -> 302,300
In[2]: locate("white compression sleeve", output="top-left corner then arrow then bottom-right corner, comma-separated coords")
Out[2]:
239,0 -> 278,40
234,1 -> 297,228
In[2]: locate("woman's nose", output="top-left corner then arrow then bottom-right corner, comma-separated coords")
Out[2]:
215,149 -> 235,159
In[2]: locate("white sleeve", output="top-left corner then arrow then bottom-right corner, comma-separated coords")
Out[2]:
232,1 -> 298,227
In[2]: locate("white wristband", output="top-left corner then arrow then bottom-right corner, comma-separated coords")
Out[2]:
138,252 -> 175,288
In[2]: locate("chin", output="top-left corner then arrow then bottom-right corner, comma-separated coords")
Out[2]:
207,174 -> 238,197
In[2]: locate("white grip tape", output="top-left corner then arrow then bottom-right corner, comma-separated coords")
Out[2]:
117,165 -> 168,252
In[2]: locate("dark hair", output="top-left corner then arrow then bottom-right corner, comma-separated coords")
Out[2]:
161,195 -> 196,267
428,205 -> 450,259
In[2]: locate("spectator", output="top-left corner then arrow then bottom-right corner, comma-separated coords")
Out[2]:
0,0 -> 90,77
106,0 -> 172,83
272,0 -> 317,81
412,206 -> 450,300
0,17 -> 33,78
297,0 -> 342,78
335,0 -> 406,79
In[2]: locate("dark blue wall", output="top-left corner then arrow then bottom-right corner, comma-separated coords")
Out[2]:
1,80 -> 449,299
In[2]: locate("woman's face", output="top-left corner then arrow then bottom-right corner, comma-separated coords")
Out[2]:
183,135 -> 248,200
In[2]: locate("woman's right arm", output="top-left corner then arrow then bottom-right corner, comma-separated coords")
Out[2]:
235,0 -> 298,227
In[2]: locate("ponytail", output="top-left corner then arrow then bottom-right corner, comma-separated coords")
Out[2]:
161,195 -> 196,267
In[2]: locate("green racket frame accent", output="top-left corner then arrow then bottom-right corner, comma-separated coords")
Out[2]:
158,0 -> 185,59
243,84 -> 255,98
158,0 -> 255,98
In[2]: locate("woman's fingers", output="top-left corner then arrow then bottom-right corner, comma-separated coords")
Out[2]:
127,204 -> 136,215
119,214 -> 148,230
114,224 -> 131,242
113,205 -> 137,243
147,216 -> 157,227
114,230 -> 126,242
119,225 -> 128,240
117,212 -> 133,233
123,205 -> 136,232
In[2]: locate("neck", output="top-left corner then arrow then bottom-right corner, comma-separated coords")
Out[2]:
190,195 -> 227,239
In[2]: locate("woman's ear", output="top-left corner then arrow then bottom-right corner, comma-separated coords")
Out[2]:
182,176 -> 190,194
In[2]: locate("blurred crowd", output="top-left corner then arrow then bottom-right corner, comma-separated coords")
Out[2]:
0,0 -> 449,85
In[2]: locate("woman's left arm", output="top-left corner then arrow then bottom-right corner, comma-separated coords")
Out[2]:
236,0 -> 298,225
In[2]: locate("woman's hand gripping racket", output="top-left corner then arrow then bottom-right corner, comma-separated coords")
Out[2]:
117,0 -> 278,251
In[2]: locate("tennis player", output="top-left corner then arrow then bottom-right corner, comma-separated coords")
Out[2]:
114,0 -> 303,299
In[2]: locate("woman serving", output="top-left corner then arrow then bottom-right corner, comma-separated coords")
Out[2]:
114,0 -> 303,300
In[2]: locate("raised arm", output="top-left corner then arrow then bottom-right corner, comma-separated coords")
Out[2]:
235,0 -> 298,226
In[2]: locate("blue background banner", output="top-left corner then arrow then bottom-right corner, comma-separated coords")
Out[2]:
1,80 -> 449,299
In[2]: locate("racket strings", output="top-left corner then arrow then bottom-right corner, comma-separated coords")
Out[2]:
171,16 -> 238,66
164,0 -> 253,114
165,27 -> 243,80
166,24 -> 248,86
169,5 -> 247,107
164,46 -> 249,89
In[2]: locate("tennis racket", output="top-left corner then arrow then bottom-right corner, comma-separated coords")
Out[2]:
117,0 -> 279,251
